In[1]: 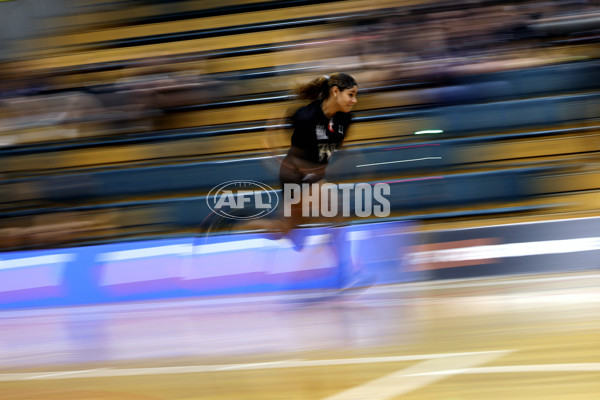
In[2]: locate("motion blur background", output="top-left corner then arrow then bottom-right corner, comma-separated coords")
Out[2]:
1,2 -> 599,400
0,0 -> 599,250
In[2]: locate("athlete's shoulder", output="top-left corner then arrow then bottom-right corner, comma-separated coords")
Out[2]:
293,100 -> 322,123
336,111 -> 353,125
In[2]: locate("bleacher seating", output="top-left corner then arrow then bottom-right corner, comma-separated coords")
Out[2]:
1,0 -> 599,250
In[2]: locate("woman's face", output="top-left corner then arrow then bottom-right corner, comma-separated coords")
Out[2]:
333,85 -> 358,113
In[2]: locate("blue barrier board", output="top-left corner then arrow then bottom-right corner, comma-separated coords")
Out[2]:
0,221 -> 418,310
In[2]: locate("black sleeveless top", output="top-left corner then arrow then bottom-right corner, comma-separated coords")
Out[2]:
289,100 -> 352,164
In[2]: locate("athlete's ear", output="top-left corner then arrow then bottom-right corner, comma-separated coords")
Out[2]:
331,86 -> 340,98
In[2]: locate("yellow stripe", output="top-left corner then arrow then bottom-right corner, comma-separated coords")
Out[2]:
44,0 -> 277,32
535,171 -> 600,193
20,25 -> 335,70
41,0 -> 399,47
36,0 -> 430,48
456,134 -> 600,163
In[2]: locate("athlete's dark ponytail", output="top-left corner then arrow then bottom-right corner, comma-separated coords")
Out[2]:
293,72 -> 357,101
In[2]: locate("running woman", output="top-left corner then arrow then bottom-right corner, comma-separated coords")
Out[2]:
278,73 -> 372,289
242,72 -> 359,235
237,73 -> 371,290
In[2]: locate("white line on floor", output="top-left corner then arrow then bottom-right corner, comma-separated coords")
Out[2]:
406,363 -> 600,376
0,351 -> 508,382
322,350 -> 513,400
22,368 -> 107,380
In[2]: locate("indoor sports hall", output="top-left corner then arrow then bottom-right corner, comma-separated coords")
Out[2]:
0,1 -> 599,399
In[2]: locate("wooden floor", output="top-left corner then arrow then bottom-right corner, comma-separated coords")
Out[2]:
0,271 -> 599,399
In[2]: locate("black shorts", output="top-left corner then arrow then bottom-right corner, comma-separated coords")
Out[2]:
279,155 -> 325,187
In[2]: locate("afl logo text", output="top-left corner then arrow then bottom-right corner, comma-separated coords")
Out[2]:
207,180 -> 279,220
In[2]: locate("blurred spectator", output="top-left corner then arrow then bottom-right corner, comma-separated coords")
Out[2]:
0,66 -> 108,144
88,54 -> 225,132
